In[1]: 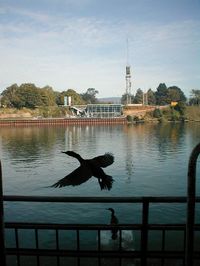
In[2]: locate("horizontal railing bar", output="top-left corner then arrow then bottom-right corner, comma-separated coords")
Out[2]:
3,195 -> 200,203
5,222 -> 200,230
6,249 -> 140,258
148,224 -> 200,230
5,223 -> 140,230
5,248 -> 200,259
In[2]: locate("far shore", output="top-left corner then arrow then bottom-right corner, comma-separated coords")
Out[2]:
0,105 -> 199,124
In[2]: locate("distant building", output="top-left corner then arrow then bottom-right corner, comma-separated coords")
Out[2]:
64,96 -> 72,106
171,101 -> 178,107
85,104 -> 123,118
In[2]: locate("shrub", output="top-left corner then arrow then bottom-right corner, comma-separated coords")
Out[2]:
158,117 -> 168,123
170,108 -> 180,121
127,115 -> 133,122
153,108 -> 162,118
133,116 -> 140,122
174,101 -> 186,115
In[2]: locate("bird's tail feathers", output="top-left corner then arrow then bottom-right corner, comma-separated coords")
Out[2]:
50,181 -> 63,188
51,183 -> 59,188
99,175 -> 114,190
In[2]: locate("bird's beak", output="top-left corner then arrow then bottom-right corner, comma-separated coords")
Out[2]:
61,151 -> 67,154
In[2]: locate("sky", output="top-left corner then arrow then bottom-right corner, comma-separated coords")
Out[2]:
0,0 -> 199,98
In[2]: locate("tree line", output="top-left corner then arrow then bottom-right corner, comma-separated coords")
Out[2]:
122,83 -> 187,105
0,82 -> 199,109
0,84 -> 99,109
122,83 -> 200,106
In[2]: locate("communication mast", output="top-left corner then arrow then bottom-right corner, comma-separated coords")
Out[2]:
125,38 -> 132,105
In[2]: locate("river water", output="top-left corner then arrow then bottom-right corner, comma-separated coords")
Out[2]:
0,122 -> 200,265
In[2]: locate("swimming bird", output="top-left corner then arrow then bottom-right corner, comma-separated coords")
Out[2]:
107,208 -> 119,240
100,208 -> 135,252
51,151 -> 114,190
107,208 -> 135,250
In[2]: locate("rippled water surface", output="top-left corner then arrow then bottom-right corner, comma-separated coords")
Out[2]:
0,122 -> 200,264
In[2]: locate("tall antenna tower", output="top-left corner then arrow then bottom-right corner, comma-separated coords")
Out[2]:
125,38 -> 132,105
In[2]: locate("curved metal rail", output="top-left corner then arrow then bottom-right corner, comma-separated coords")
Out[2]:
0,161 -> 6,266
185,142 -> 200,266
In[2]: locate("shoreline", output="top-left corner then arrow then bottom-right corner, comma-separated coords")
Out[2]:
0,117 -> 199,127
0,117 -> 127,126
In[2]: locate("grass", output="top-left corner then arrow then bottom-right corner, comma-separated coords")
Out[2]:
185,106 -> 200,121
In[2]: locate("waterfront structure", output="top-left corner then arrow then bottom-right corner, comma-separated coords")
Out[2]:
85,104 -> 123,118
69,104 -> 123,118
64,96 -> 72,106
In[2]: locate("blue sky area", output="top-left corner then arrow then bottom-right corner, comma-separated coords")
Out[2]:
0,0 -> 199,98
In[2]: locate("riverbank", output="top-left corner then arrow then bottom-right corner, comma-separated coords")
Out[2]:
0,117 -> 127,126
185,106 -> 200,121
0,106 -> 199,125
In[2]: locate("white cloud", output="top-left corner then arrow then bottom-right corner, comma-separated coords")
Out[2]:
0,5 -> 199,97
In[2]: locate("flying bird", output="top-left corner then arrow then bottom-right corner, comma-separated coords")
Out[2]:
51,151 -> 114,190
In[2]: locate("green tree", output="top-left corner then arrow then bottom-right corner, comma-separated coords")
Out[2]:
40,86 -> 56,106
126,115 -> 133,122
1,83 -> 42,108
133,88 -> 143,104
153,108 -> 162,118
155,83 -> 169,105
80,88 -> 99,104
189,89 -> 200,105
121,93 -> 127,105
1,83 -> 19,107
121,93 -> 134,105
170,107 -> 180,121
174,101 -> 186,116
168,86 -> 186,103
18,83 -> 43,108
147,89 -> 156,105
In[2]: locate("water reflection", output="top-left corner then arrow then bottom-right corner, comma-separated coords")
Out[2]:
156,123 -> 186,159
124,123 -> 187,160
0,123 -> 199,196
0,123 -> 198,166
64,126 -> 86,150
123,124 -> 135,182
0,127 -> 59,163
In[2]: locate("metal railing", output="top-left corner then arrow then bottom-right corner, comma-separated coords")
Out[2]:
0,142 -> 200,266
2,196 -> 200,266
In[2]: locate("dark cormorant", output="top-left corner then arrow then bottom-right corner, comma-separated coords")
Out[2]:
51,151 -> 114,190
107,208 -> 119,240
106,208 -> 135,250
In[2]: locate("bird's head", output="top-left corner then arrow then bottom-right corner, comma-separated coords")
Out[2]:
61,151 -> 75,156
61,151 -> 81,160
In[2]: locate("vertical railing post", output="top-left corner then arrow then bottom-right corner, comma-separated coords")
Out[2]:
185,142 -> 200,266
0,161 -> 6,266
141,199 -> 149,266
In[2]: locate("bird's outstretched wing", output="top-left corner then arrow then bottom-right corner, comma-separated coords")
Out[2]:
51,166 -> 92,188
91,153 -> 114,168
